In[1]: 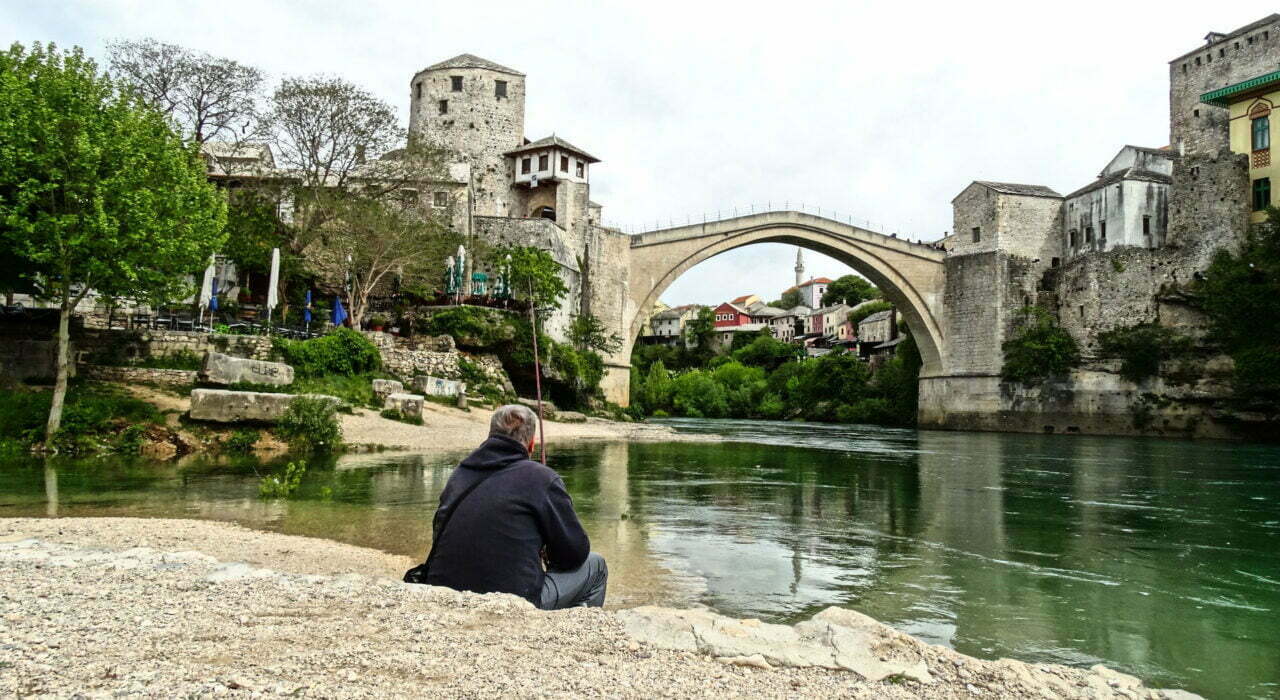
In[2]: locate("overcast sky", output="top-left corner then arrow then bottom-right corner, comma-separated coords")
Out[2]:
6,1 -> 1275,305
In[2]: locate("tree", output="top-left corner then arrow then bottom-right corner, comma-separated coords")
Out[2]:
107,38 -> 265,148
1001,307 -> 1080,384
769,288 -> 802,309
821,274 -> 880,307
318,193 -> 461,325
0,42 -> 227,442
498,245 -> 568,311
569,314 -> 623,355
684,307 -> 716,353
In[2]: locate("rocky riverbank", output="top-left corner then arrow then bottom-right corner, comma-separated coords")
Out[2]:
0,518 -> 1202,699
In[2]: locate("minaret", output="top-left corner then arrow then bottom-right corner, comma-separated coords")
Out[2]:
794,247 -> 805,287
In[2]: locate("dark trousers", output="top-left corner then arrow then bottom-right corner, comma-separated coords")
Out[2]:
539,552 -> 608,610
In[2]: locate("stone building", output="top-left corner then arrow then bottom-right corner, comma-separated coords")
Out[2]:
1202,65 -> 1280,223
1170,15 -> 1280,158
1061,146 -> 1173,259
949,182 -> 1063,261
403,54 -> 616,339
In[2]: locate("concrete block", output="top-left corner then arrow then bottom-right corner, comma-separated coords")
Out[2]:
412,375 -> 467,398
383,393 -> 424,419
189,389 -> 339,423
199,351 -> 293,387
372,379 -> 404,404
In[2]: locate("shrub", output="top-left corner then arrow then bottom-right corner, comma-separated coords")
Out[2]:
273,328 -> 381,377
380,407 -> 424,426
225,428 -> 260,453
277,396 -> 342,453
1001,307 -> 1080,384
424,307 -> 514,348
259,460 -> 306,498
1097,323 -> 1193,383
671,370 -> 728,418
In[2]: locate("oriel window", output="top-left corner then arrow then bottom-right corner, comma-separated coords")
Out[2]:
1253,115 -> 1271,151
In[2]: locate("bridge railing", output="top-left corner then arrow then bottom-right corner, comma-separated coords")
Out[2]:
602,201 -> 946,249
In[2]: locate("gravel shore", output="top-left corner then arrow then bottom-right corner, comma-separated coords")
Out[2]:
340,401 -> 705,454
1,518 -> 1201,699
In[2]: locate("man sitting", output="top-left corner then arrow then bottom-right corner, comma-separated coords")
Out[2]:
423,404 -> 608,609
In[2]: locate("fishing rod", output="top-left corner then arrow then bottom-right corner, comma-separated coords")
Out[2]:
527,279 -> 547,464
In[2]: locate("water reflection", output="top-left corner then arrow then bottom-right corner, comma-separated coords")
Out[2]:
2,423 -> 1279,698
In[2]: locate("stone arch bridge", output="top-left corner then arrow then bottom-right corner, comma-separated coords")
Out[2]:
597,210 -> 946,404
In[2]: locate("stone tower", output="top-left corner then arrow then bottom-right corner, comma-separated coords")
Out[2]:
794,247 -> 804,287
408,54 -> 525,217
1169,15 -> 1280,157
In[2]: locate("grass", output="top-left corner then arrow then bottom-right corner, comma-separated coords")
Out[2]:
0,383 -> 164,454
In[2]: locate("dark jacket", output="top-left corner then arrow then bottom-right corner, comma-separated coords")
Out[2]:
424,434 -> 590,604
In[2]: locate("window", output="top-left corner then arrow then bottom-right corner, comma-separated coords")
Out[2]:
1253,115 -> 1271,151
1069,230 -> 1078,247
1100,221 -> 1107,241
399,188 -> 418,204
971,226 -> 981,243
537,206 -> 555,221
433,191 -> 448,208
1086,226 -> 1094,243
438,99 -> 448,115
521,157 -> 531,174
560,155 -> 569,172
495,80 -> 507,98
1182,63 -> 1187,73
1236,41 -> 1241,50
1254,178 -> 1271,211
1193,109 -> 1199,117
450,76 -> 463,92
1219,48 -> 1225,57
538,154 -> 549,171
1195,56 -> 1201,65
414,82 -> 422,100
1206,52 -> 1212,63
575,160 -> 585,178
1143,216 -> 1151,237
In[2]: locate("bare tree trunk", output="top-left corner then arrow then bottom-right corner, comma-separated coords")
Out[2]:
44,296 -> 73,446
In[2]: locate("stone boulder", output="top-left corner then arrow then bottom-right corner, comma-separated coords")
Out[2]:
412,375 -> 466,398
199,351 -> 293,387
617,605 -> 932,683
371,379 -> 404,404
383,393 -> 424,420
517,397 -> 557,419
189,389 -> 339,423
554,410 -> 587,423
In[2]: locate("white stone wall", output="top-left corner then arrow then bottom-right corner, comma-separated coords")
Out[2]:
1063,179 -> 1169,258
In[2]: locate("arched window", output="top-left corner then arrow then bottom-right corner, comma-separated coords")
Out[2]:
537,206 -> 556,221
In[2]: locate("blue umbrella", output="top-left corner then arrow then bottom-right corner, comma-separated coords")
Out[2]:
304,289 -> 312,324
210,278 -> 219,312
331,296 -> 347,327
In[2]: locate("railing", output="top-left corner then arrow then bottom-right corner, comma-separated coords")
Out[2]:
601,201 -> 940,246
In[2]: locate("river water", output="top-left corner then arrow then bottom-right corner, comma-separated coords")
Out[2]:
1,419 -> 1277,698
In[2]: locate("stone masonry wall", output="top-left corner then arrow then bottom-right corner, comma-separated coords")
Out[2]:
1170,15 -> 1280,157
1167,151 -> 1250,255
996,195 -> 1062,263
80,365 -> 197,387
949,184 -> 998,256
940,252 -> 1040,376
360,331 -> 512,392
473,215 -> 583,340
76,329 -> 273,364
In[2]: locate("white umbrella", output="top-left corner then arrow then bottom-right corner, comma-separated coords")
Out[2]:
266,247 -> 280,331
197,256 -> 215,327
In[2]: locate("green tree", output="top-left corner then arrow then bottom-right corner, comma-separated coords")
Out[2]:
769,288 -> 802,309
847,299 -> 893,326
732,333 -> 801,372
821,274 -> 880,307
640,360 -> 673,413
0,42 -> 226,442
569,313 -> 623,355
684,307 -> 716,355
1197,207 -> 1280,409
1001,307 -> 1080,384
498,245 -> 568,311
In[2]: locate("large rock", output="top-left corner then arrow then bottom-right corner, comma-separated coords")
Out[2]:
199,351 -> 293,387
189,389 -> 339,423
554,410 -> 587,423
371,379 -> 403,404
383,393 -> 424,420
517,397 -> 557,419
617,605 -> 931,683
412,375 -> 466,398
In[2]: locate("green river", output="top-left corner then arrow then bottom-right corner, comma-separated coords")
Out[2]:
1,419 -> 1277,698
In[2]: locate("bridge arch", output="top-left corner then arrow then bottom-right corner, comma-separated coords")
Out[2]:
622,211 -> 947,383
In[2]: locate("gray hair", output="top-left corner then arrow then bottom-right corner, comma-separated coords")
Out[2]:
490,404 -> 538,446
